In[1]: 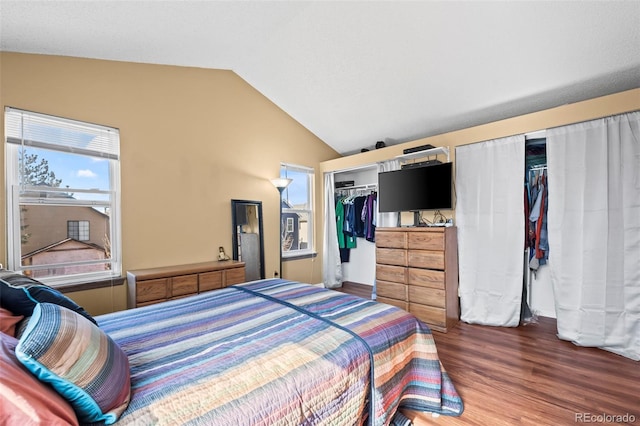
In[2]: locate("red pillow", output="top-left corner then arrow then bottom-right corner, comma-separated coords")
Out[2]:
0,332 -> 79,426
0,308 -> 23,336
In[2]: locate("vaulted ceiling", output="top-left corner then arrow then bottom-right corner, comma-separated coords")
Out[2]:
1,1 -> 639,155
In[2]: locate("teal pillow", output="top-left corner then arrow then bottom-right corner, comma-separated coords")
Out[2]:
15,303 -> 131,425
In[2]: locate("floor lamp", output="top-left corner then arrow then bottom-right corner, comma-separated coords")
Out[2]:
271,177 -> 292,278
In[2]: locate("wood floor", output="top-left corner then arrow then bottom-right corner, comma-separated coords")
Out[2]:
335,283 -> 639,426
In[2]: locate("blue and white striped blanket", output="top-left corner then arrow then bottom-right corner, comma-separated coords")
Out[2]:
97,279 -> 463,425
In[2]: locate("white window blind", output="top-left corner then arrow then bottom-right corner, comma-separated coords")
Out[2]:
5,107 -> 119,159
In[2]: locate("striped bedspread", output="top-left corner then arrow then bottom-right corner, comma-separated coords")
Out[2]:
97,279 -> 463,425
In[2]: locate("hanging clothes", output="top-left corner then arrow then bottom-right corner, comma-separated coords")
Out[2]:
526,168 -> 549,271
362,192 -> 377,242
335,194 -> 356,262
334,188 -> 377,262
353,195 -> 367,237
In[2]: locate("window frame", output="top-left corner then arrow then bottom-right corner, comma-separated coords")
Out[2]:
4,107 -> 122,286
279,163 -> 315,259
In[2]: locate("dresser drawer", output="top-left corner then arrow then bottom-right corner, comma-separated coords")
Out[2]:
410,303 -> 447,328
137,278 -> 169,303
225,267 -> 246,285
408,250 -> 445,270
408,286 -> 446,308
377,296 -> 409,311
376,264 -> 407,284
376,247 -> 407,266
376,280 -> 407,301
171,274 -> 198,297
199,271 -> 223,292
376,231 -> 407,249
408,231 -> 445,251
407,268 -> 445,289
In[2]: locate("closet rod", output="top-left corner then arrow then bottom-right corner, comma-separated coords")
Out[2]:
335,183 -> 377,191
529,165 -> 547,171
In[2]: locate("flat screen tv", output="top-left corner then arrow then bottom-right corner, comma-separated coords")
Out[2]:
378,162 -> 452,212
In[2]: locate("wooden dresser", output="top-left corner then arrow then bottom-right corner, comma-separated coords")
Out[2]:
375,227 -> 459,332
127,260 -> 246,308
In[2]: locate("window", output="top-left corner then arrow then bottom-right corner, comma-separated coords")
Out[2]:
68,220 -> 90,241
279,163 -> 314,257
4,107 -> 121,286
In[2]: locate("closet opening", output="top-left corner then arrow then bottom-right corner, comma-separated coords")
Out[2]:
523,135 -> 553,324
331,166 -> 379,296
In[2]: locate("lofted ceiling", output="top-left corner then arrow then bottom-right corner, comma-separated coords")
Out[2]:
1,1 -> 639,155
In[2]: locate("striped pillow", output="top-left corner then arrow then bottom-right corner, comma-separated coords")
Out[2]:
15,303 -> 131,425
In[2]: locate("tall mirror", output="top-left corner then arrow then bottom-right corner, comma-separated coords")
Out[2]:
231,200 -> 265,281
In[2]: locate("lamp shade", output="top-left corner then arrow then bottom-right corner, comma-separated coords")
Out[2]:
271,178 -> 293,191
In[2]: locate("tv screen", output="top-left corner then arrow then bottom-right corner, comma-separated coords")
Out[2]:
378,162 -> 452,212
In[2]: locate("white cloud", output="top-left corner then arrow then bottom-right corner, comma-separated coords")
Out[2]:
77,169 -> 98,178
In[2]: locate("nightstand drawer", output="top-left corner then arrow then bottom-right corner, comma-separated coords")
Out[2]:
137,278 -> 169,303
171,274 -> 198,297
199,271 -> 223,292
225,267 -> 245,285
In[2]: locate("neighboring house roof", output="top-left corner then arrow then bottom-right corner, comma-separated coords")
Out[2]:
281,201 -> 304,219
21,238 -> 105,259
21,188 -> 110,219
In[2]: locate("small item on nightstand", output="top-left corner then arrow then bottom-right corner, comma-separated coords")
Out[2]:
218,247 -> 230,261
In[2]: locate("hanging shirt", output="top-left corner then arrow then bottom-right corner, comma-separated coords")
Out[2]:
335,196 -> 346,249
363,193 -> 377,242
353,195 -> 366,237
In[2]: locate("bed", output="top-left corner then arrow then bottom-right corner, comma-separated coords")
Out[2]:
1,276 -> 463,425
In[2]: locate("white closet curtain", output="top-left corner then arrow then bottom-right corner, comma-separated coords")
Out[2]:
547,111 -> 640,360
456,135 -> 525,326
322,172 -> 343,288
377,159 -> 401,228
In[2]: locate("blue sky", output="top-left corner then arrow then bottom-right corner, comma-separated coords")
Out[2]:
25,147 -> 110,195
281,169 -> 309,206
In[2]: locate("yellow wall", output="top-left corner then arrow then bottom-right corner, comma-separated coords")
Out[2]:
0,52 -> 340,315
